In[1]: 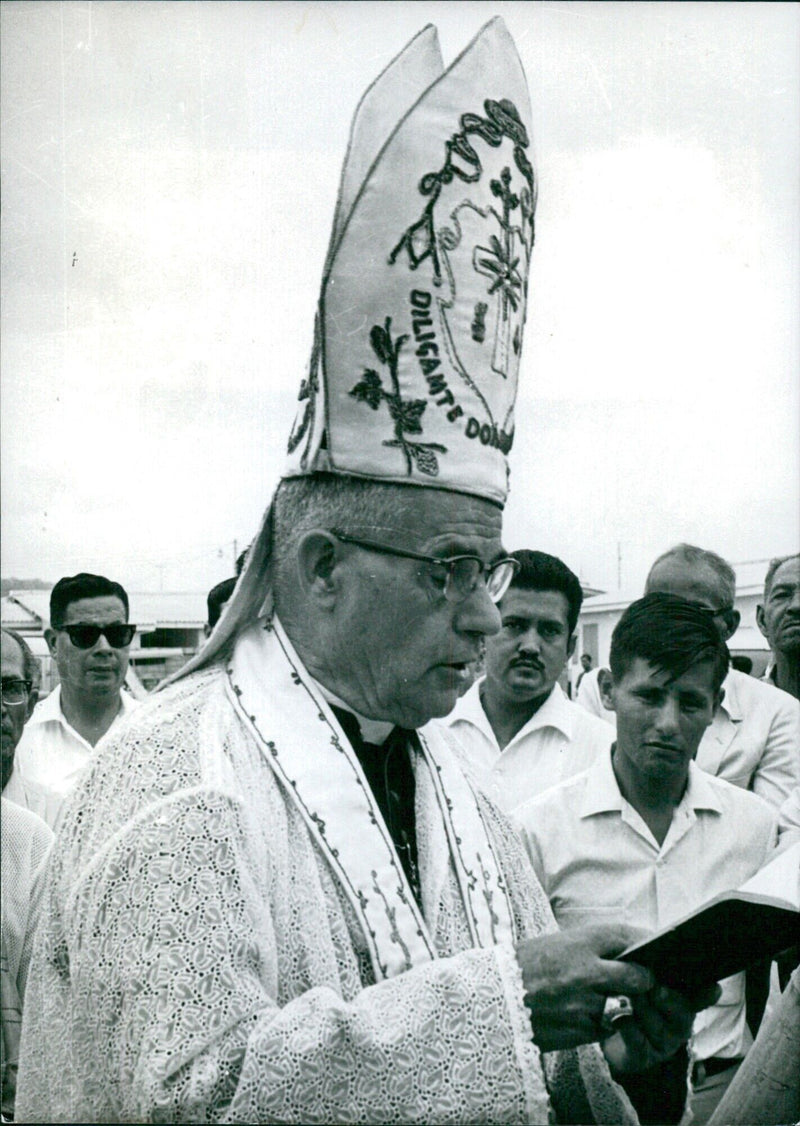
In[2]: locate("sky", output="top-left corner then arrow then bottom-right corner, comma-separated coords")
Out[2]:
2,1 -> 798,596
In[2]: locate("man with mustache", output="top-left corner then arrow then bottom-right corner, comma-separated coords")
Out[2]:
517,594 -> 779,1125
4,572 -> 138,829
440,549 -> 614,814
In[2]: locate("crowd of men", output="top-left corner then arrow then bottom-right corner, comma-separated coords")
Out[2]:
2,17 -> 799,1126
2,543 -> 797,1122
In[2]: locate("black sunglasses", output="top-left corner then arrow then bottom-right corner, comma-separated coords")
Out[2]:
55,622 -> 136,650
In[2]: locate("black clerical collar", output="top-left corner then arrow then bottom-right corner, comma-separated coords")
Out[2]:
315,683 -> 395,745
329,705 -> 421,909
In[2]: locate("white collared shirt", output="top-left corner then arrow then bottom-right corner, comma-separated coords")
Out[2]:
4,685 -> 139,830
435,679 -> 614,814
1,798 -> 53,1118
697,668 -> 799,809
517,750 -> 779,1063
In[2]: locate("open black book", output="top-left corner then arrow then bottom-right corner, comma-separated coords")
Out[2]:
620,842 -> 800,993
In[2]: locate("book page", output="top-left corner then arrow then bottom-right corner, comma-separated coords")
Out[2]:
736,841 -> 800,909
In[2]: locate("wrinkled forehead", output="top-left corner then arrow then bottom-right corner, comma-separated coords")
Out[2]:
59,595 -> 128,625
646,560 -> 729,608
1,632 -> 26,677
769,557 -> 800,594
352,487 -> 504,558
498,585 -> 571,624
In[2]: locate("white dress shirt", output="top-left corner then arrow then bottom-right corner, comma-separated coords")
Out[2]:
1,798 -> 53,1118
4,685 -> 139,830
435,679 -> 614,814
574,667 -> 798,810
517,750 -> 779,1063
697,668 -> 799,809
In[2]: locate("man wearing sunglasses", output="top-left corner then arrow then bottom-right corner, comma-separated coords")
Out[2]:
4,573 -> 138,830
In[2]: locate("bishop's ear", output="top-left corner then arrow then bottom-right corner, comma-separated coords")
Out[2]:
295,531 -> 341,605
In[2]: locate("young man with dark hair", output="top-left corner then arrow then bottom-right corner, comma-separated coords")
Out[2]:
517,593 -> 779,1125
438,549 -> 614,812
4,572 -> 138,829
645,544 -> 798,809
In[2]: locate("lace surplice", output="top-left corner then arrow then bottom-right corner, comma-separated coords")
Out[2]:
16,656 -> 639,1125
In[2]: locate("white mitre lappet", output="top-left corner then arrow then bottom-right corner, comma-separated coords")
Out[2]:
184,17 -> 536,675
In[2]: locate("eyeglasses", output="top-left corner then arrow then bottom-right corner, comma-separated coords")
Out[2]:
1,678 -> 32,705
54,623 -> 136,650
331,531 -> 519,603
698,605 -> 734,620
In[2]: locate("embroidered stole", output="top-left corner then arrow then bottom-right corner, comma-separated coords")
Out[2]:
226,616 -> 515,981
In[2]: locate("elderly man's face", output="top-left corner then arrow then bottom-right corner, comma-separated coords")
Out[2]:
329,489 -> 504,728
758,557 -> 800,657
2,632 -> 34,789
646,559 -> 738,641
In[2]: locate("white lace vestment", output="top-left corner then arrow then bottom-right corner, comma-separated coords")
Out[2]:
16,622 -> 638,1124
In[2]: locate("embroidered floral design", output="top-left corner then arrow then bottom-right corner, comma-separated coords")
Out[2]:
389,99 -> 534,283
475,170 -> 523,314
476,851 -> 500,943
372,871 -> 412,972
350,317 -> 447,476
286,312 -> 322,464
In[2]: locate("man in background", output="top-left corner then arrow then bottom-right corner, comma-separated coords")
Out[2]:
645,544 -> 798,810
518,594 -> 778,1125
757,553 -> 800,700
439,550 -> 613,814
1,628 -> 53,1119
574,651 -> 593,697
204,576 -> 236,638
4,573 -> 138,829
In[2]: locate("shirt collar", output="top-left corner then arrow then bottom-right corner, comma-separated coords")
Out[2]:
28,684 -> 137,727
515,682 -> 575,741
579,748 -> 724,818
450,678 -> 575,745
28,684 -> 65,726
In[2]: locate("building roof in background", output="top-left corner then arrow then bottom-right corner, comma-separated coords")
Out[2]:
581,559 -> 775,613
1,595 -> 43,629
578,559 -> 790,653
7,590 -> 207,629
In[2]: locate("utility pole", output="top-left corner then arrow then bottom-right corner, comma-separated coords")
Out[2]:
617,541 -> 622,590
233,539 -> 238,571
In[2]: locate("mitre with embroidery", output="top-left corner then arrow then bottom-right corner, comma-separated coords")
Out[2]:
175,19 -> 536,677
285,17 -> 536,507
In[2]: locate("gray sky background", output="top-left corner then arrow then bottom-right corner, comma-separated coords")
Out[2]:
2,1 -> 798,596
